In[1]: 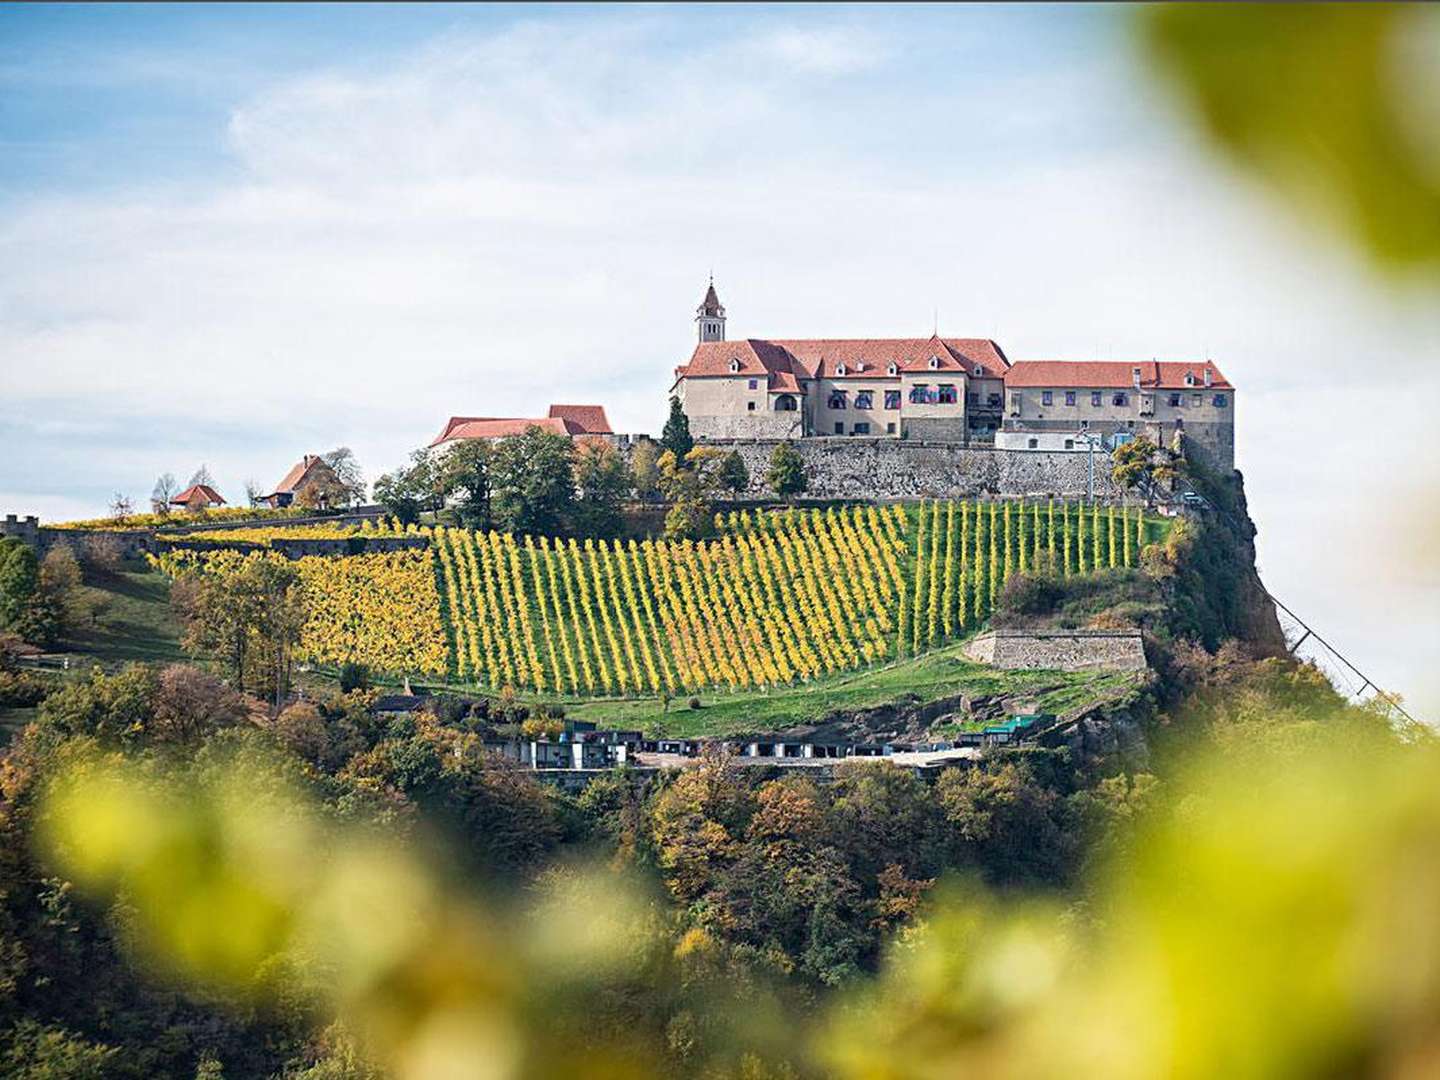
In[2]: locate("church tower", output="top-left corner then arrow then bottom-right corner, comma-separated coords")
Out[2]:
696,277 -> 726,343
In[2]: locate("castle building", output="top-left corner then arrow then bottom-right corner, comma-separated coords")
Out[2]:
670,281 -> 1234,470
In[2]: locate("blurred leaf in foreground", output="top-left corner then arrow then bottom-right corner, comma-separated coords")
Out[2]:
822,729 -> 1440,1078
1140,4 -> 1440,273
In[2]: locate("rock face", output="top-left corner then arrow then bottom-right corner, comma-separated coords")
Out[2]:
1039,701 -> 1152,772
963,629 -> 1147,672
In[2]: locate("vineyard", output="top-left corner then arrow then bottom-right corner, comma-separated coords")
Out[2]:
155,501 -> 1166,695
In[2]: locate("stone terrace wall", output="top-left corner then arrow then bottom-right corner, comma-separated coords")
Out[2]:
964,630 -> 1147,672
702,439 -> 1121,500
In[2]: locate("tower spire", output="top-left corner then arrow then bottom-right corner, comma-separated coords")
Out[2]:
696,277 -> 726,343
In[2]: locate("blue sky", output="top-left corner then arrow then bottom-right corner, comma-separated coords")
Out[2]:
1,3 -> 1436,714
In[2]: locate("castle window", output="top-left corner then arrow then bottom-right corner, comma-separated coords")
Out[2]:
1169,393 -> 1182,407
884,390 -> 901,410
928,356 -> 940,370
828,390 -> 848,410
1192,393 -> 1202,406
747,402 -> 756,411
853,422 -> 870,435
967,391 -> 979,406
1113,392 -> 1128,407
1042,391 -> 1054,406
1214,394 -> 1228,408
1064,438 -> 1075,449
1065,391 -> 1076,406
938,384 -> 957,404
836,362 -> 847,376
1028,437 -> 1039,449
834,422 -> 844,435
748,379 -> 758,390
909,384 -> 932,404
887,362 -> 898,376
774,394 -> 798,411
1185,372 -> 1196,386
855,390 -> 874,410
974,365 -> 983,376
887,422 -> 896,434
1091,391 -> 1102,407
729,358 -> 741,373
987,393 -> 1003,408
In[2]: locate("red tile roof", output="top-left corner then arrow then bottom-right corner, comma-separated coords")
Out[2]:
431,417 -> 575,445
1003,360 -> 1232,390
547,404 -> 612,434
673,334 -> 1010,390
170,484 -> 226,507
265,455 -> 328,498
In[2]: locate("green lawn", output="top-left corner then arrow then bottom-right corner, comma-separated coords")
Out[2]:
60,565 -> 185,668
407,637 -> 1144,738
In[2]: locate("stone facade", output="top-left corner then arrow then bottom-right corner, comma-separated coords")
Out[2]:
703,438 -> 1124,500
963,629 -> 1147,672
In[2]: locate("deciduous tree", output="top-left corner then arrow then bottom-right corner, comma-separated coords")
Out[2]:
767,441 -> 808,501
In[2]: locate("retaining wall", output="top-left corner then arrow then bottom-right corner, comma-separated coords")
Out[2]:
964,629 -> 1147,672
699,439 -> 1123,500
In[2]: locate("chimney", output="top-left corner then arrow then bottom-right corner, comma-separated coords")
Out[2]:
1203,366 -> 1213,388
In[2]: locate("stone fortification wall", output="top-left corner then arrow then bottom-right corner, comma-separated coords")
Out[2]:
0,515 -> 41,546
964,629 -> 1147,672
703,439 -> 1122,500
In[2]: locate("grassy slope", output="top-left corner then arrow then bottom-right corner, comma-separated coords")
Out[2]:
60,566 -> 185,667
413,637 -> 1142,738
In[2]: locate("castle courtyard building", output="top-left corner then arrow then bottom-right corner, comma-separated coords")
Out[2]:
671,281 -> 1234,470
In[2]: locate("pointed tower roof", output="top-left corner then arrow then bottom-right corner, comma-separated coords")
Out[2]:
697,278 -> 724,317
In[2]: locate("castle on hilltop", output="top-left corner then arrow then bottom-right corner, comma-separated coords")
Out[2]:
671,280 -> 1234,471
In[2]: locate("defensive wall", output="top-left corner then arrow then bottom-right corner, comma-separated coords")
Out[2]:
697,438 -> 1124,500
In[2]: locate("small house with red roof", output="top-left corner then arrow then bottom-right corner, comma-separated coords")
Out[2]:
169,484 -> 227,513
430,404 -> 613,448
671,280 -> 1235,469
260,455 -> 343,509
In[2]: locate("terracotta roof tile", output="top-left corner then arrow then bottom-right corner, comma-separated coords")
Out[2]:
547,404 -> 612,434
1003,360 -> 1232,390
170,484 -> 226,507
431,417 -> 576,445
673,334 -> 1010,386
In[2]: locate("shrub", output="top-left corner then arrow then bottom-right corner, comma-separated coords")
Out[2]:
339,661 -> 371,694
998,572 -> 1066,619
273,701 -> 329,765
689,696 -> 703,710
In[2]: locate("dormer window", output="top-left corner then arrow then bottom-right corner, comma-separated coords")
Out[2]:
728,357 -> 741,374
928,355 -> 940,370
973,365 -> 983,377
836,362 -> 847,376
887,362 -> 898,376
1185,372 -> 1196,387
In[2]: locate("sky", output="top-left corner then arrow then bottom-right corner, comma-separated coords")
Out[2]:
2,3 -> 1437,716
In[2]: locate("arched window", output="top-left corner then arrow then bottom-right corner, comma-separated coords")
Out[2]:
774,394 -> 798,412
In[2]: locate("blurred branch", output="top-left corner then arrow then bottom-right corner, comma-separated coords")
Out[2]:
1139,5 -> 1440,273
